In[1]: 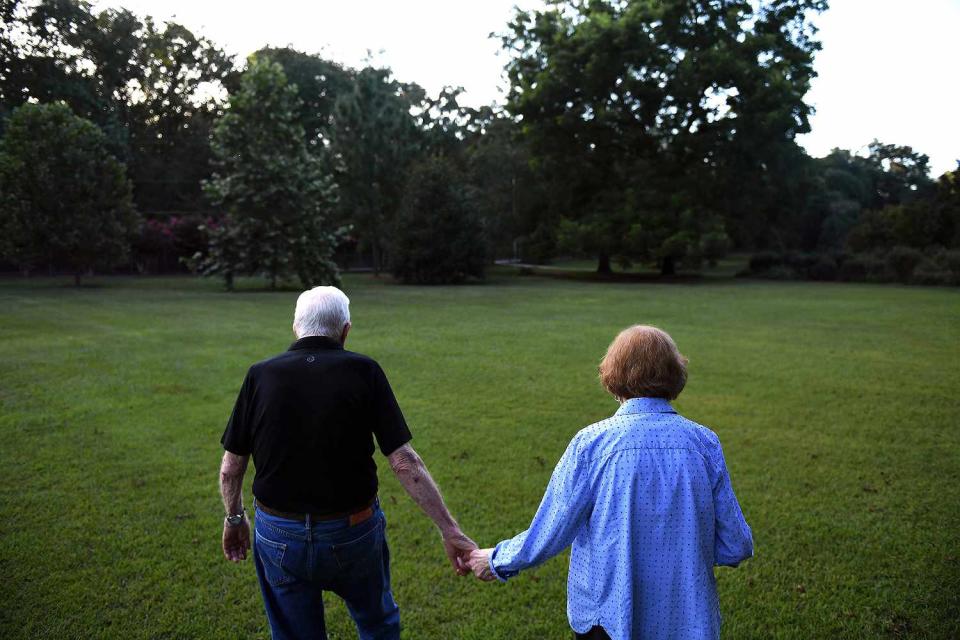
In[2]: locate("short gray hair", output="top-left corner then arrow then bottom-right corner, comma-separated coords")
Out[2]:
293,286 -> 351,339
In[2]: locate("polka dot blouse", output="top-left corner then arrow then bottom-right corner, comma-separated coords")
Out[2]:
489,397 -> 754,640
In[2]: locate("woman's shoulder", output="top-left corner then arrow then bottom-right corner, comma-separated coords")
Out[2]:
575,410 -> 722,461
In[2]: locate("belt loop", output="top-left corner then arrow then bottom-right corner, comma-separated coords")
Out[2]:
306,513 -> 312,541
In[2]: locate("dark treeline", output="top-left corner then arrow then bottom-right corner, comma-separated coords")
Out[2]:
0,0 -> 957,287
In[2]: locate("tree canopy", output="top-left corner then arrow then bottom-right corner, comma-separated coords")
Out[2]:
501,0 -> 828,273
0,101 -> 137,284
0,0 -> 956,287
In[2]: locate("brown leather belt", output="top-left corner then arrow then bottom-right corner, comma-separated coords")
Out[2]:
255,497 -> 376,526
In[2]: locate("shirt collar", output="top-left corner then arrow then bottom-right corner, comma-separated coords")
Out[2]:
615,397 -> 677,416
288,335 -> 344,351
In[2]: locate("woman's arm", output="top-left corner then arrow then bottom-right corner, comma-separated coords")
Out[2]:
711,442 -> 754,566
472,435 -> 593,581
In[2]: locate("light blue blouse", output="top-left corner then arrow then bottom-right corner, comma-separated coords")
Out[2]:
490,397 -> 753,640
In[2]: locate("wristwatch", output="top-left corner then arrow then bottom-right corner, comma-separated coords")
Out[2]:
225,508 -> 246,527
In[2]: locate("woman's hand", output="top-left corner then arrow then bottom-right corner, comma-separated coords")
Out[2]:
468,548 -> 497,581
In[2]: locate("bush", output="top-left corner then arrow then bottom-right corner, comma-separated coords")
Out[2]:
838,255 -> 868,281
699,230 -> 731,267
886,246 -> 924,283
0,102 -> 138,284
944,249 -> 960,282
784,251 -> 818,272
808,256 -> 838,281
391,157 -> 486,284
911,248 -> 960,286
912,259 -> 952,285
744,247 -> 957,285
764,265 -> 799,280
749,251 -> 783,273
133,213 -> 212,273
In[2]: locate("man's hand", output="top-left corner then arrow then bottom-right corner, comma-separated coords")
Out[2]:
388,444 -> 477,577
442,529 -> 478,576
219,451 -> 250,562
222,514 -> 251,562
468,548 -> 497,582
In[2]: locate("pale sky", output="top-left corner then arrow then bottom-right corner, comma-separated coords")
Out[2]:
96,0 -> 960,177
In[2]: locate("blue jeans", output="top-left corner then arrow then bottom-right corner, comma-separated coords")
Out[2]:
254,502 -> 400,640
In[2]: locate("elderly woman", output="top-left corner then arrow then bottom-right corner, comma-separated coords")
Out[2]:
468,325 -> 753,640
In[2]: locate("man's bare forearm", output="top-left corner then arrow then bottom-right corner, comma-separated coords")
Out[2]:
219,452 -> 249,514
388,444 -> 460,537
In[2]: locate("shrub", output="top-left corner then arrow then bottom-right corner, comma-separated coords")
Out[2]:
944,249 -> 960,282
765,265 -> 799,280
808,256 -> 838,281
837,253 -> 888,282
749,251 -> 782,273
784,251 -> 818,273
699,231 -> 731,267
912,259 -> 952,285
0,102 -> 138,284
391,157 -> 486,284
886,246 -> 924,283
911,249 -> 960,286
838,255 -> 868,281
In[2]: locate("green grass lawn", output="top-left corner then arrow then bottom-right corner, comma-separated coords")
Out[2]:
1,273 -> 958,639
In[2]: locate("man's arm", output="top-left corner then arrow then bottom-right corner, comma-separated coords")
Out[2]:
219,451 -> 251,562
387,443 -> 476,575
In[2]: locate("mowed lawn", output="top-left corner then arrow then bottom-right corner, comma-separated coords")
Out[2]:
1,273 -> 958,639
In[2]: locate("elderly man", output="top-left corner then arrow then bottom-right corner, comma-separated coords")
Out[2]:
468,325 -> 753,640
218,285 -> 475,640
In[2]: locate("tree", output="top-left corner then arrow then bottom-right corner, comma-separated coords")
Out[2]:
500,0 -> 827,274
253,47 -> 354,149
1,0 -> 234,219
845,163 -> 958,253
861,140 -> 933,209
200,56 -> 341,290
0,102 -> 138,284
332,66 -> 422,275
391,157 -> 486,284
462,109 -> 546,261
124,17 -> 234,215
795,143 -> 937,252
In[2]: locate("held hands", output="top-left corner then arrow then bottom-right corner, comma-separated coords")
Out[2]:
441,529 -> 478,576
222,514 -> 251,562
438,531 -> 497,581
467,548 -> 497,582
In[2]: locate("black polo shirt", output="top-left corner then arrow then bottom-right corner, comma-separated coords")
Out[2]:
220,335 -> 412,514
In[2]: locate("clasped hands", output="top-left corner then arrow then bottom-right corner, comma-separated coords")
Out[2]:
442,530 -> 496,582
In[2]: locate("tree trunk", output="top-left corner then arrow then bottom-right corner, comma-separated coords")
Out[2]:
225,272 -> 234,291
660,255 -> 676,276
597,253 -> 612,274
74,272 -> 82,286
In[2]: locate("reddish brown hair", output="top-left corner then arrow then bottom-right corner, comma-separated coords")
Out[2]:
598,325 -> 688,401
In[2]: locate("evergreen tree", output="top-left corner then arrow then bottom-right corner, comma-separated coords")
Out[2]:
200,56 -> 341,290
391,157 -> 486,284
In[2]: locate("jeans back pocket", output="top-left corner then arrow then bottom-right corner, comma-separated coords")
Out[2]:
331,518 -> 383,578
256,532 -> 292,587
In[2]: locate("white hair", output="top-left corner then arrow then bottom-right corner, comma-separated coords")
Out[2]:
293,286 -> 351,339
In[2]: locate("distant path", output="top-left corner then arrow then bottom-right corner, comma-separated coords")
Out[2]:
494,259 -> 595,272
